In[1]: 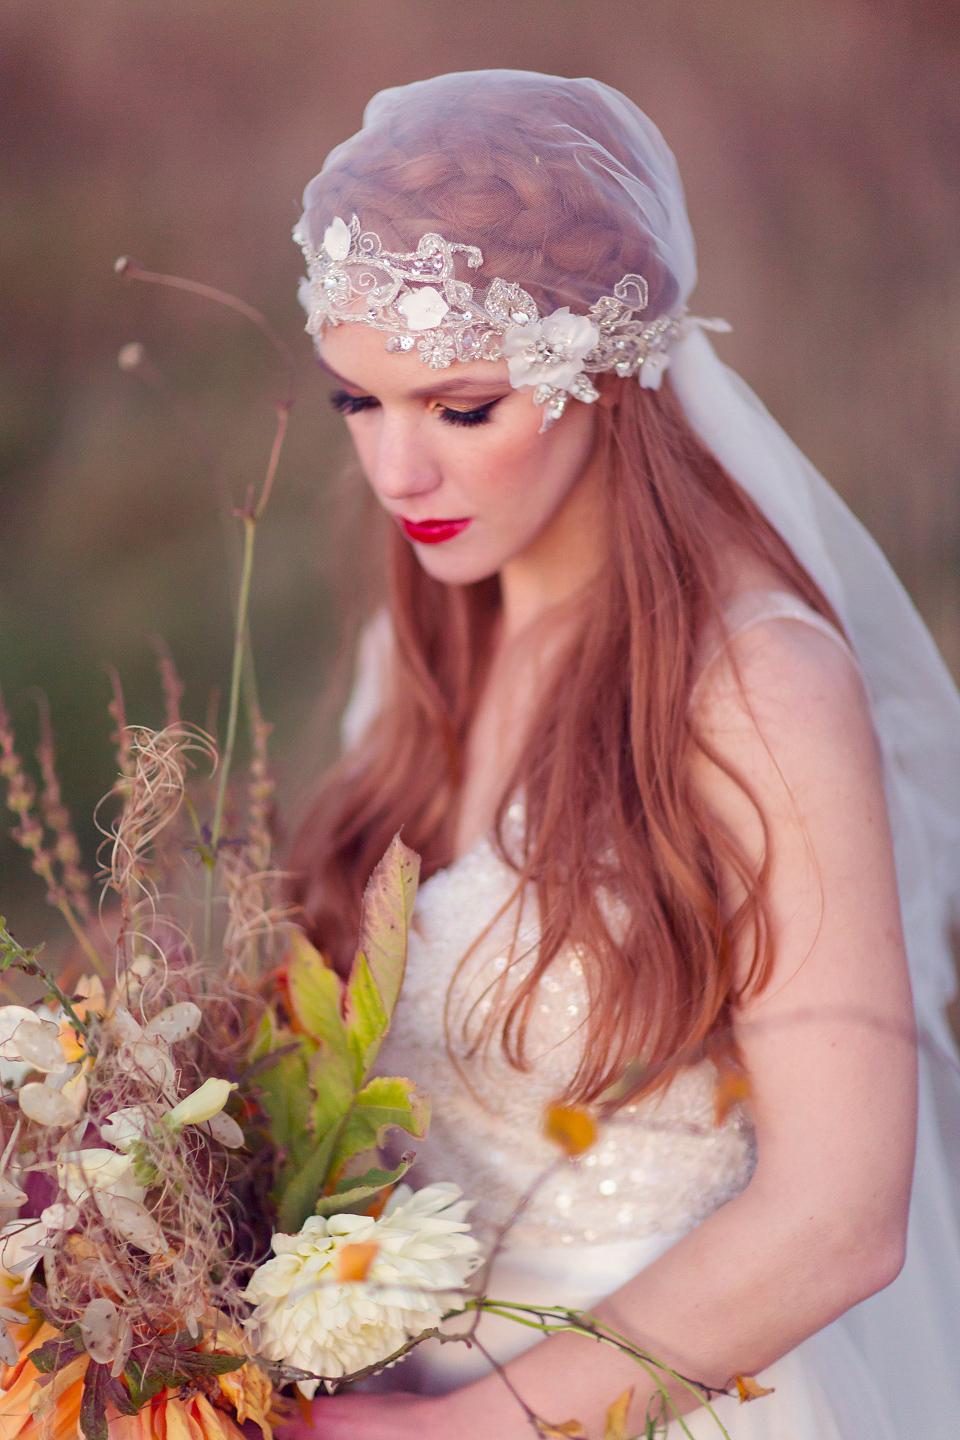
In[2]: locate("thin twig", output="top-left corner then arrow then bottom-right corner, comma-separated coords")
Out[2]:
114,258 -> 297,407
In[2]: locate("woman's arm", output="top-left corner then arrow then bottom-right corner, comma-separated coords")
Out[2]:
300,618 -> 917,1439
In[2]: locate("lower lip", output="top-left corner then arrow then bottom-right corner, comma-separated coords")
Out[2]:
400,517 -> 472,545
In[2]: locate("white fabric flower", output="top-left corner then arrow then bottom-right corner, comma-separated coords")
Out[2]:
397,287 -> 449,332
639,348 -> 671,390
323,216 -> 352,263
243,1183 -> 481,1394
501,307 -> 600,393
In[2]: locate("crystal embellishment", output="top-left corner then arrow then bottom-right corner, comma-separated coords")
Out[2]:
294,214 -> 686,430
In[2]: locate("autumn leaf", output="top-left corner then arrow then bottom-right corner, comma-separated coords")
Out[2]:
535,1421 -> 587,1439
543,1104 -> 597,1157
734,1374 -> 775,1402
603,1388 -> 634,1439
334,1242 -> 379,1283
714,1066 -> 750,1125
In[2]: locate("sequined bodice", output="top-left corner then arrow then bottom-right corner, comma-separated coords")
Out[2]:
368,594 -> 856,1253
375,803 -> 756,1252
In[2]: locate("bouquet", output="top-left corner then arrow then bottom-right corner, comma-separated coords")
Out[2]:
0,261 -> 757,1440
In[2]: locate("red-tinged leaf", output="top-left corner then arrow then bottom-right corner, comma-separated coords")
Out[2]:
353,835 -> 420,1026
80,1361 -> 110,1440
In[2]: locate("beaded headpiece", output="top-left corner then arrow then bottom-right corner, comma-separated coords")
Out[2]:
294,213 -> 688,430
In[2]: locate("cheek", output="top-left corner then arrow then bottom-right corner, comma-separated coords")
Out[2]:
459,405 -> 597,514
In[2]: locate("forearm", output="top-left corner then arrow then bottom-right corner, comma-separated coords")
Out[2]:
442,1171 -> 904,1435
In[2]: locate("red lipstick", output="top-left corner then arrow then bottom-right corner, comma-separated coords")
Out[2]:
400,516 -> 472,545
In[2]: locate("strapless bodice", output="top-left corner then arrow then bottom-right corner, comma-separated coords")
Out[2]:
376,800 -> 756,1252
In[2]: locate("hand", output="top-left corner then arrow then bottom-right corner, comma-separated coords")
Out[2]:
277,1391 -> 458,1440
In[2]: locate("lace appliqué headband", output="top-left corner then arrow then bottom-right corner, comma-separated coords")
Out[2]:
294,214 -> 695,431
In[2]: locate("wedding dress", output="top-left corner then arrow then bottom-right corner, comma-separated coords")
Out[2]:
349,591 -> 960,1439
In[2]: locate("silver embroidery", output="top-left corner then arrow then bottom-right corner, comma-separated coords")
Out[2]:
294,214 -> 685,429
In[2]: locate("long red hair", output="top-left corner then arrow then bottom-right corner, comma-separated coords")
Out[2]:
287,376 -> 838,1103
288,74 -> 839,1101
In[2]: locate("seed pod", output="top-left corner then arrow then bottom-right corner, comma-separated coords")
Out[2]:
143,1003 -> 202,1046
18,1083 -> 81,1128
205,1111 -> 245,1148
12,1020 -> 64,1073
96,1193 -> 165,1256
80,1298 -> 120,1365
0,1319 -> 18,1367
129,1041 -> 175,1091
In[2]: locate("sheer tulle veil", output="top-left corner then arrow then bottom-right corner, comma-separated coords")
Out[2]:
297,71 -> 960,1433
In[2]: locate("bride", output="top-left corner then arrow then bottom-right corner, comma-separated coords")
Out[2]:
280,71 -> 960,1438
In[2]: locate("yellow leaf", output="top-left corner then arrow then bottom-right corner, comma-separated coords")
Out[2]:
334,1241 -> 379,1283
734,1374 -> 775,1402
543,1104 -> 597,1157
714,1067 -> 750,1125
603,1388 -> 634,1439
535,1422 -> 587,1439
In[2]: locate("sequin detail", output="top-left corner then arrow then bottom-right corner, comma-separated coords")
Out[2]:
376,815 -> 756,1252
293,215 -> 685,427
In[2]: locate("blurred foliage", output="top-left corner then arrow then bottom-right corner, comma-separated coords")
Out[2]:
2,0 -> 959,950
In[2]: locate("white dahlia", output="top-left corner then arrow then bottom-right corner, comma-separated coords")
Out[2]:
243,1183 -> 481,1394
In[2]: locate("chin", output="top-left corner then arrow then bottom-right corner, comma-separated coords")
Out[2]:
410,539 -> 507,586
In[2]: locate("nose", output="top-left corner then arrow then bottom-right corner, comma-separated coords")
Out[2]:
368,409 -> 442,506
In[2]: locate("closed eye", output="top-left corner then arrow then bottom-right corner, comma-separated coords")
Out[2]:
329,389 -> 379,416
438,398 -> 501,427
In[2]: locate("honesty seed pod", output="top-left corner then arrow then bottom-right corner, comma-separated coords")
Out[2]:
18,1082 -> 81,1128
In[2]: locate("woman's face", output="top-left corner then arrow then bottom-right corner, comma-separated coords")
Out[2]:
318,323 -> 603,586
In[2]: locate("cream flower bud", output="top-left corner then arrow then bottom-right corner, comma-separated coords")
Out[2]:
166,1078 -> 236,1128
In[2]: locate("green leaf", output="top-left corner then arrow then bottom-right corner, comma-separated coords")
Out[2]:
328,1075 -> 430,1177
287,932 -> 352,1069
248,1007 -> 278,1064
124,1357 -> 166,1409
345,952 -> 389,1085
103,1376 -> 139,1417
29,1331 -> 83,1374
174,1352 -> 247,1377
276,1125 -> 343,1234
308,1044 -> 355,1144
255,1041 -> 314,1156
353,835 -> 420,1028
80,1362 -> 109,1440
313,1157 -> 414,1218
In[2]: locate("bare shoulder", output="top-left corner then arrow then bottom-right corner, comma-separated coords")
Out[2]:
690,614 -> 887,857
694,614 -> 876,772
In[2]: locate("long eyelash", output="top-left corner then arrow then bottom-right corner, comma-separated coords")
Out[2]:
329,389 -> 379,416
439,399 -> 500,427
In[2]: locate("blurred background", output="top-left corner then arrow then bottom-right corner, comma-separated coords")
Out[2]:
2,0 -> 959,967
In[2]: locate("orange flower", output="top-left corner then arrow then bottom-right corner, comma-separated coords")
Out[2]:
0,1321 -> 89,1440
109,1392 -> 247,1440
0,1307 -> 271,1440
198,1311 -> 272,1440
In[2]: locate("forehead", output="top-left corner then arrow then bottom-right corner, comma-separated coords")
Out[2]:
317,323 -> 510,397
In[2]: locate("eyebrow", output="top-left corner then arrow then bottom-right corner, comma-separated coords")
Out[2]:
317,356 -> 507,399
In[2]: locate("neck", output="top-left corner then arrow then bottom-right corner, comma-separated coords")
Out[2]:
497,448 -> 608,640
